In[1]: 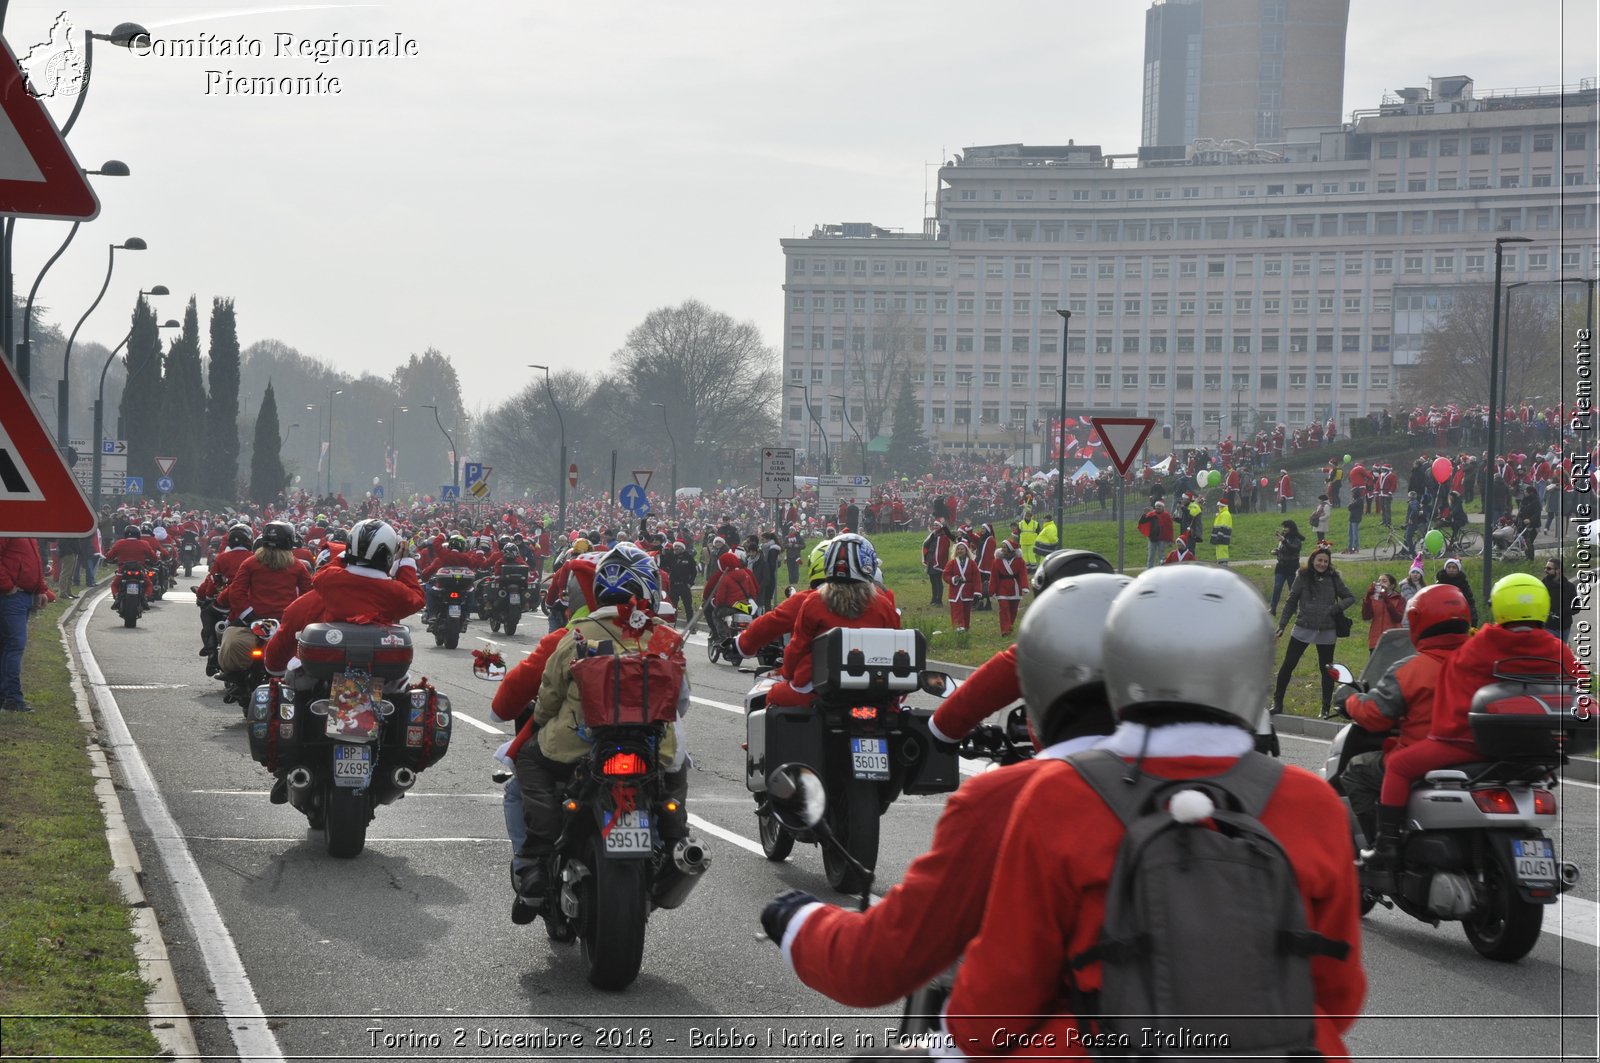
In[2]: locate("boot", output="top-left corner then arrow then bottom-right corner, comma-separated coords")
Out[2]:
1270,695 -> 1284,716
269,777 -> 289,804
514,856 -> 550,910
510,863 -> 540,925
1360,805 -> 1404,894
1319,702 -> 1332,720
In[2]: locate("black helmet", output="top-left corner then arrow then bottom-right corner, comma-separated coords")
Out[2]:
1028,548 -> 1113,595
260,521 -> 295,550
140,522 -> 154,535
502,543 -> 521,559
122,524 -> 141,539
226,524 -> 253,548
328,528 -> 351,546
448,534 -> 467,551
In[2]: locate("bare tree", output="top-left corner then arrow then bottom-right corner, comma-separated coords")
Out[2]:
477,370 -> 595,496
1405,286 -> 1561,407
848,312 -> 922,443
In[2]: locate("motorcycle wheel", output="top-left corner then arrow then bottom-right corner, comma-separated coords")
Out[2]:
445,628 -> 460,650
579,837 -> 648,991
504,617 -> 519,637
1463,861 -> 1544,962
490,617 -> 501,634
757,804 -> 794,862
822,779 -> 880,894
707,637 -> 720,664
184,564 -> 193,577
324,783 -> 370,859
123,607 -> 137,629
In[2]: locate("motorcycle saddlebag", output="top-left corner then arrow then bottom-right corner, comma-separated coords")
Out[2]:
391,682 -> 453,770
572,652 -> 685,728
811,628 -> 926,697
247,678 -> 302,771
749,703 -> 826,793
899,708 -> 959,796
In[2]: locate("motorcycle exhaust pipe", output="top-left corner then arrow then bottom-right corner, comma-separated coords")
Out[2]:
1560,861 -> 1581,887
391,767 -> 417,790
286,767 -> 313,791
651,837 -> 712,911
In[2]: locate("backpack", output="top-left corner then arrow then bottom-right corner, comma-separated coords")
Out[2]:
1063,749 -> 1350,1058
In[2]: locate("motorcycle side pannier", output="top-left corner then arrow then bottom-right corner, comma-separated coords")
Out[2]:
812,628 -> 926,696
389,683 -> 453,770
248,678 -> 303,770
746,702 -> 826,792
899,708 -> 960,795
295,623 -> 414,682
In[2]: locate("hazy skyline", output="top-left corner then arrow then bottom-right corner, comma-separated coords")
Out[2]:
8,0 -> 1597,413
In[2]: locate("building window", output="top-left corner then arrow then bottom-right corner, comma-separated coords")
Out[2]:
1123,336 -> 1140,353
1235,298 -> 1252,313
1206,299 -> 1224,315
1122,372 -> 1140,390
960,189 -> 977,201
1176,372 -> 1194,390
1263,298 -> 1280,314
1317,295 -> 1334,313
1470,136 -> 1490,155
1502,135 -> 1522,153
1151,336 -> 1168,353
1438,139 -> 1458,157
1378,141 -> 1398,159
1124,299 -> 1143,315
1204,336 -> 1223,353
1100,189 -> 1117,201
1291,297 -> 1309,314
1094,372 -> 1112,389
1315,371 -> 1333,387
1182,186 -> 1200,199
1341,334 -> 1361,353
1348,180 -> 1366,193
1095,334 -> 1113,353
1403,255 -> 1423,274
1152,298 -> 1169,314
1150,371 -> 1167,388
1374,255 -> 1393,274
1566,131 -> 1587,150
1179,298 -> 1196,315
984,335 -> 1001,352
1341,372 -> 1360,388
1500,175 -> 1520,189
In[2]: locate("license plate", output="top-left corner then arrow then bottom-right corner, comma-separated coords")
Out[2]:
333,744 -> 372,787
603,810 -> 652,856
1511,838 -> 1557,883
851,737 -> 891,780
508,594 -> 521,604
126,585 -> 141,595
448,605 -> 461,617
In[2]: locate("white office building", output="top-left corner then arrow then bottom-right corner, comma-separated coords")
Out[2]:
779,77 -> 1597,458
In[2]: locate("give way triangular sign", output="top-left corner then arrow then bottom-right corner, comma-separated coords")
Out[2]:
0,36 -> 99,219
1090,417 -> 1156,477
0,353 -> 95,536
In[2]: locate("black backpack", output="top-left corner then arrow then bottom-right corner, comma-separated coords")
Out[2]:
1064,749 -> 1350,1059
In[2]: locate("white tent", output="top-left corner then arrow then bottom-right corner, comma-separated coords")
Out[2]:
1070,461 -> 1100,482
1150,455 -> 1173,473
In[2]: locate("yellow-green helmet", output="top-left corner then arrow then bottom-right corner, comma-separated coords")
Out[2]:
807,537 -> 835,587
1489,572 -> 1548,625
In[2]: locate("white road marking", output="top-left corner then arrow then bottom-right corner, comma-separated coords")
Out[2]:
190,789 -> 500,799
74,591 -> 285,1063
687,812 -> 767,858
103,683 -> 189,690
690,695 -> 744,714
1553,895 -> 1599,948
185,836 -> 501,844
449,710 -> 506,736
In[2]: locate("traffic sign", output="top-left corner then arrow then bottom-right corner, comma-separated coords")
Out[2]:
124,476 -> 143,496
101,439 -> 127,454
816,473 -> 871,510
371,485 -> 384,500
0,36 -> 99,220
1091,417 -> 1156,477
156,476 -> 174,493
618,483 -> 650,515
761,447 -> 795,499
464,462 -> 484,489
155,456 -> 176,477
632,469 -> 653,491
440,485 -> 460,501
567,463 -> 578,488
0,354 -> 95,536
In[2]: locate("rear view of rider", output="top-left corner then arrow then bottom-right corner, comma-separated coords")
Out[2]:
760,573 -> 1130,1006
216,522 -> 312,688
421,533 -> 478,620
104,525 -> 160,605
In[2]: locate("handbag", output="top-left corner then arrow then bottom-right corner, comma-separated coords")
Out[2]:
1333,610 -> 1353,638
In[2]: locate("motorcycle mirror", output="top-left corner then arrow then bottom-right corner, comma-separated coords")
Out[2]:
1326,664 -> 1355,684
919,671 -> 959,699
766,763 -> 826,832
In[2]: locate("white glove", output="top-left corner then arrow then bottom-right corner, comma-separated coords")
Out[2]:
493,739 -> 515,769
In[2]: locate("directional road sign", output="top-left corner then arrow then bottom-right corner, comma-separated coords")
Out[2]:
816,473 -> 871,510
156,476 -> 174,493
440,485 -> 460,501
618,483 -> 650,516
101,438 -> 127,454
0,354 -> 95,536
124,476 -> 143,496
761,447 -> 796,499
0,36 -> 99,220
1090,417 -> 1156,476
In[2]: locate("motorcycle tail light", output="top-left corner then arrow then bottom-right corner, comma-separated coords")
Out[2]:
1471,788 -> 1518,815
373,647 -> 412,667
449,591 -> 460,599
850,706 -> 877,721
602,751 -> 648,776
1533,790 -> 1557,815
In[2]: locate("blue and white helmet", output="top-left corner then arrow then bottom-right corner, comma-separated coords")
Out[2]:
822,533 -> 877,584
593,543 -> 661,606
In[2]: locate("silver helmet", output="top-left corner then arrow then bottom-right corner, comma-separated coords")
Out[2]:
1102,564 -> 1274,730
1017,574 -> 1132,743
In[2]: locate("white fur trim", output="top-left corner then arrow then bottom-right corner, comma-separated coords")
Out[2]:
1168,788 -> 1216,823
779,901 -> 825,966
926,716 -> 956,746
392,556 -> 418,572
1102,721 -> 1253,758
1038,733 -> 1110,761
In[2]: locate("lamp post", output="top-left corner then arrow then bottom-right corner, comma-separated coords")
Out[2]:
830,394 -> 866,475
93,310 -> 177,512
650,401 -> 677,521
421,403 -> 460,509
1482,235 -> 1532,601
1054,309 -> 1072,539
786,382 -> 830,474
281,422 -> 299,454
323,388 -> 343,495
527,365 -> 566,535
386,404 -> 408,497
58,237 -> 145,445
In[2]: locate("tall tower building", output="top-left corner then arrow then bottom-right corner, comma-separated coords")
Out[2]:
1142,0 -> 1350,151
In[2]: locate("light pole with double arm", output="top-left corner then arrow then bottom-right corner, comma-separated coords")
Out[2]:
528,365 -> 566,536
59,237 -> 145,445
1482,235 -> 1532,601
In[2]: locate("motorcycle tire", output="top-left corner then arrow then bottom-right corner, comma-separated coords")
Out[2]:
184,565 -> 193,577
707,637 -> 720,664
123,608 -> 137,629
504,617 -> 519,637
490,617 -> 501,634
757,804 -> 794,862
324,783 -> 370,859
823,778 -> 880,894
579,837 -> 649,991
445,628 -> 460,651
1463,861 -> 1544,962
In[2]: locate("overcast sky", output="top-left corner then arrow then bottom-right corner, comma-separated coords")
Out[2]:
8,0 -> 1597,410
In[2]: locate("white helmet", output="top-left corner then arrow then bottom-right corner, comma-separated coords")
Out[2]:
1016,574 -> 1133,742
1102,565 -> 1273,730
822,533 -> 877,584
347,519 -> 401,572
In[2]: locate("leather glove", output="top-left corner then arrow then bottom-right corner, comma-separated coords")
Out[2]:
761,888 -> 819,945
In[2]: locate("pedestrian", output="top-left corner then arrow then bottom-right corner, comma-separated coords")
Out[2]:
1137,500 -> 1173,569
1434,558 -> 1478,626
1398,562 -> 1426,603
1310,493 -> 1331,545
1209,499 -> 1233,565
922,521 -> 955,606
1164,531 -> 1196,564
1272,546 -> 1357,718
1269,519 -> 1305,617
1,538 -> 57,713
944,541 -> 979,632
1542,559 -> 1576,642
987,540 -> 1028,636
1345,493 -> 1364,554
1362,573 -> 1406,653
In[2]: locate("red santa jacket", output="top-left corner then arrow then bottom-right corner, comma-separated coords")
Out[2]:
1344,632 -> 1468,753
0,537 -> 49,594
1276,473 -> 1294,501
784,588 -> 902,692
1431,624 -> 1578,745
945,735 -> 1364,1060
734,589 -> 810,664
943,556 -> 981,602
930,644 -> 1020,743
264,559 -> 425,672
197,546 -> 250,598
987,554 -> 1028,599
421,547 -> 480,580
218,555 -> 313,622
710,560 -> 759,608
103,537 -> 160,569
492,626 -> 568,759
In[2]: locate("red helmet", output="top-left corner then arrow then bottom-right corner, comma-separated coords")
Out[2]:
1405,584 -> 1470,646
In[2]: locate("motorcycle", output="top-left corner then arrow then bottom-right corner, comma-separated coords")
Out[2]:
425,567 -> 476,649
179,531 -> 200,577
114,562 -> 148,628
221,618 -> 279,710
247,622 -> 451,858
706,599 -> 761,666
483,564 -> 535,637
1323,657 -> 1583,962
479,641 -> 711,990
745,628 -> 959,892
197,575 -> 231,678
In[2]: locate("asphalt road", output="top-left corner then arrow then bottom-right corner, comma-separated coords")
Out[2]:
71,570 -> 1597,1063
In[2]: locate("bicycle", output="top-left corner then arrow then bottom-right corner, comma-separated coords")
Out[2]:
1432,523 -> 1479,557
1490,521 -> 1538,562
1368,524 -> 1411,563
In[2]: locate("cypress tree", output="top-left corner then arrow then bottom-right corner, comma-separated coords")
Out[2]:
249,380 -> 286,504
204,297 -> 241,497
157,297 -> 206,490
888,376 -> 930,476
119,296 -> 163,484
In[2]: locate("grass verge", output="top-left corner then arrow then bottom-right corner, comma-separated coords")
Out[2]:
0,598 -> 163,1058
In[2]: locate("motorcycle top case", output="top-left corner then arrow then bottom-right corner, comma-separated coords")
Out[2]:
1468,671 -> 1586,760
899,708 -> 959,796
295,623 -> 413,682
811,628 -> 926,696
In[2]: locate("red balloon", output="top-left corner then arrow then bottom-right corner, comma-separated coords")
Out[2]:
1431,456 -> 1453,484
1259,477 -> 1269,487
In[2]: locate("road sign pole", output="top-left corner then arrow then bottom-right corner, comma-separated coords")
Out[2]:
610,450 -> 618,526
1116,474 -> 1126,573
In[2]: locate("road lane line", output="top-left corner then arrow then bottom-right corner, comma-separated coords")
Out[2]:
185,836 -> 501,844
1554,895 -> 1599,947
448,709 -> 506,736
73,591 -> 285,1063
687,812 -> 767,857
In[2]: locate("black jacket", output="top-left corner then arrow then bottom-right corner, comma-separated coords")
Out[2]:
1435,568 -> 1478,626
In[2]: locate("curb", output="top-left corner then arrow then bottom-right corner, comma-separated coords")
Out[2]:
57,588 -> 201,1062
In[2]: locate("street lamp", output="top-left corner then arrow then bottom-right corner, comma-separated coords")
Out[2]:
281,422 -> 299,454
58,237 -> 145,445
1054,309 -> 1073,540
785,382 -> 830,474
420,402 -> 459,504
1482,235 -> 1532,601
528,365 -> 566,534
387,404 -> 408,497
322,388 -> 343,495
830,393 -> 866,476
650,401 -> 677,521
93,310 -> 177,512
